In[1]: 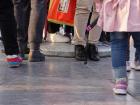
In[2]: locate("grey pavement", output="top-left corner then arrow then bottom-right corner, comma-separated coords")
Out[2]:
0,51 -> 140,104
41,42 -> 111,57
1,40 -> 140,105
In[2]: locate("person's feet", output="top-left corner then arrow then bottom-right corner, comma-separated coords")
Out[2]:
28,51 -> 45,62
6,55 -> 23,68
132,60 -> 140,71
113,78 -> 128,95
87,43 -> 100,61
19,47 -> 30,60
75,45 -> 86,61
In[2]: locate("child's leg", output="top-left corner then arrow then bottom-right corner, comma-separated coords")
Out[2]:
110,32 -> 129,79
110,32 -> 129,95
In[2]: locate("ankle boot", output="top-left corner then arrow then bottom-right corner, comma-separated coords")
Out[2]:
88,43 -> 100,61
28,50 -> 45,62
75,45 -> 86,61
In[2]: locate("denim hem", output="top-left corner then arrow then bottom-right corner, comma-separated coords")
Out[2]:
113,66 -> 127,79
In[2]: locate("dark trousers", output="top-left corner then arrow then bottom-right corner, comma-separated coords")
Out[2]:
99,31 -> 110,42
12,0 -> 30,53
0,0 -> 19,55
12,0 -> 46,51
47,21 -> 60,33
65,25 -> 74,35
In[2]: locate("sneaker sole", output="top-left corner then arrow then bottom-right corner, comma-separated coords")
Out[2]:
8,62 -> 21,68
132,68 -> 140,71
113,88 -> 127,95
28,58 -> 45,62
9,64 -> 20,68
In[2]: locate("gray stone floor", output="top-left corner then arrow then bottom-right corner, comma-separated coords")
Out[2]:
41,42 -> 111,57
0,53 -> 140,105
0,38 -> 140,105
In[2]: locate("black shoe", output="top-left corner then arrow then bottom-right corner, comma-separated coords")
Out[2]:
75,45 -> 86,61
28,51 -> 45,62
88,43 -> 100,61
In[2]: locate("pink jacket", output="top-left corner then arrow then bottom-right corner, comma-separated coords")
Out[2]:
94,0 -> 140,32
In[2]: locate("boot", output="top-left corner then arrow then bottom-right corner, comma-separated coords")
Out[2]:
88,43 -> 100,61
28,50 -> 45,62
75,45 -> 86,61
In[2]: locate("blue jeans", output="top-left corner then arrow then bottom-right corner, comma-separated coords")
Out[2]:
110,32 -> 140,79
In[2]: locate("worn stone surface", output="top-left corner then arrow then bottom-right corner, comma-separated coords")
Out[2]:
0,38 -> 140,105
0,55 -> 140,105
41,42 -> 111,57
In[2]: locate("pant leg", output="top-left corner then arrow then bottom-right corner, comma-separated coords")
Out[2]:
131,32 -> 140,62
65,25 -> 74,35
47,21 -> 60,33
44,0 -> 50,39
12,0 -> 30,53
28,0 -> 46,50
0,0 -> 19,55
88,3 -> 101,44
99,31 -> 106,42
110,32 -> 129,79
73,0 -> 93,46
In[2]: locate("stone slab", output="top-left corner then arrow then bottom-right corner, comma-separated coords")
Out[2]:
41,42 -> 111,57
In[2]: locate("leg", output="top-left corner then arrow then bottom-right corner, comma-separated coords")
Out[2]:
12,0 -> 30,58
43,0 -> 50,40
131,32 -> 140,70
74,0 -> 93,61
0,0 -> 19,55
110,32 -> 129,95
87,3 -> 101,61
110,32 -> 129,94
110,32 -> 129,79
47,21 -> 60,33
0,0 -> 22,67
28,0 -> 46,62
64,25 -> 74,41
73,0 -> 92,45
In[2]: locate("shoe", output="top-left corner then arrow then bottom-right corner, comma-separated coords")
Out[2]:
19,53 -> 28,60
87,43 -> 100,61
6,55 -> 23,68
132,60 -> 140,71
64,33 -> 72,42
46,33 -> 70,43
28,51 -> 45,62
113,78 -> 128,95
75,45 -> 86,61
19,47 -> 29,60
126,61 -> 132,72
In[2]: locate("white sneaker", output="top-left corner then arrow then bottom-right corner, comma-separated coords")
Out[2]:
113,78 -> 128,95
126,61 -> 132,72
132,60 -> 140,71
46,32 -> 70,43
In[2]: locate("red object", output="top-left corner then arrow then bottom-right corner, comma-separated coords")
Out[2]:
47,0 -> 76,26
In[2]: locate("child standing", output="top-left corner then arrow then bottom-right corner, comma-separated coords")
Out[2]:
95,0 -> 140,95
